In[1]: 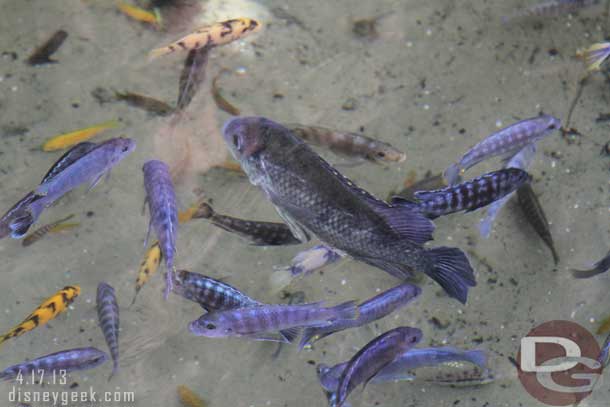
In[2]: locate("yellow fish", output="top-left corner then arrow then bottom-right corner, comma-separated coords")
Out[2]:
149,18 -> 262,59
177,385 -> 206,407
577,42 -> 610,72
0,286 -> 80,346
116,1 -> 159,26
597,314 -> 610,335
22,214 -> 78,247
42,120 -> 119,152
131,242 -> 163,305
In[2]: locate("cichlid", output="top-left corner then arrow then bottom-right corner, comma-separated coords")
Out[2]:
42,120 -> 120,152
177,47 -> 210,111
26,30 -> 68,66
116,1 -> 160,26
212,69 -> 241,116
503,0 -> 600,22
572,249 -> 610,278
143,160 -> 178,300
114,91 -> 174,116
177,384 -> 207,407
0,285 -> 80,346
299,283 -> 421,350
599,332 -> 610,368
132,242 -> 163,305
96,282 -> 120,380
222,117 -> 475,303
413,168 -> 531,219
149,18 -> 261,59
0,347 -> 107,381
444,115 -> 559,185
271,244 -> 343,291
22,214 -> 76,247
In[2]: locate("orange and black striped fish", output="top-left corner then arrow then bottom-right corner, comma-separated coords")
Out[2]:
0,286 -> 80,346
22,214 -> 76,247
131,242 -> 163,305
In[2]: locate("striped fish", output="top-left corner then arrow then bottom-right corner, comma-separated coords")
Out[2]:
22,214 -> 76,247
96,282 -> 120,380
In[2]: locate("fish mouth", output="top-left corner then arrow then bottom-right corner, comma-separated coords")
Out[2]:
187,321 -> 202,335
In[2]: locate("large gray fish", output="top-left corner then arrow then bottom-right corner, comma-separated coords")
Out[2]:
173,269 -> 261,311
0,138 -> 135,239
330,326 -> 422,407
299,283 -> 421,349
0,347 -> 108,380
143,160 -> 178,300
96,282 -> 120,380
222,117 -> 475,304
413,168 -> 531,219
444,115 -> 559,185
572,249 -> 610,278
188,300 -> 358,343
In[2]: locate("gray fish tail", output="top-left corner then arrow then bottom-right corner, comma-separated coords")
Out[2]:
423,246 -> 476,304
443,163 -> 462,186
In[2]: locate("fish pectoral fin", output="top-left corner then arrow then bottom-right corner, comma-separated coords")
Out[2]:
381,197 -> 436,244
143,221 -> 153,250
243,332 -> 292,343
270,200 -> 311,243
278,327 -> 301,343
87,171 -> 107,193
357,256 -> 415,280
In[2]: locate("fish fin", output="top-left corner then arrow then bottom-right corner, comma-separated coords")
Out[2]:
357,256 -> 415,280
9,212 -> 35,238
298,327 -> 331,350
571,267 -> 606,279
443,164 -> 462,186
279,327 -> 301,343
270,202 -> 311,243
383,197 -> 435,244
370,373 -> 415,384
423,246 -> 476,304
330,300 -> 358,322
243,332 -> 292,343
466,350 -> 488,368
107,364 -> 118,382
87,171 -> 106,192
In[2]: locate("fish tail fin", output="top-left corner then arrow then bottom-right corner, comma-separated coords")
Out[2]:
465,350 -> 488,368
9,211 -> 35,239
443,164 -> 462,186
107,364 -> 118,382
478,215 -> 493,239
571,267 -> 606,279
329,300 -> 358,322
148,46 -> 169,60
423,246 -> 476,304
269,266 -> 295,293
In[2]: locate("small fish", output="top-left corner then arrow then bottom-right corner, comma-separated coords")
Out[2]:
517,182 -> 559,264
479,143 -> 537,238
149,18 -> 262,59
0,285 -> 80,346
143,160 -> 179,300
0,347 -> 107,381
42,120 -> 120,151
21,214 -> 76,247
577,42 -> 610,72
331,327 -> 422,407
177,47 -> 210,110
597,314 -> 610,335
598,332 -> 610,368
177,385 -> 206,407
26,30 -> 68,65
390,173 -> 446,201
272,291 -> 305,359
300,283 -> 421,350
444,115 -> 559,185
502,0 -> 599,22
572,249 -> 610,278
289,124 -> 406,163
413,168 -> 532,219
223,117 -> 475,304
192,202 -> 303,246
96,283 -> 120,379
212,69 -> 241,116
132,242 -> 163,305
114,91 -> 174,116
271,245 -> 343,291
189,300 -> 358,343
116,1 -> 160,26
173,269 -> 260,311
412,366 -> 496,387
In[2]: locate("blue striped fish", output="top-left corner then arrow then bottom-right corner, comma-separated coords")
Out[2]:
96,282 -> 120,380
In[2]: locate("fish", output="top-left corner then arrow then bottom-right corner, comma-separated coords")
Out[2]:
272,291 -> 305,360
96,282 -> 120,380
149,18 -> 262,59
192,201 -> 303,246
502,0 -> 600,22
26,30 -> 68,65
116,1 -> 160,26
212,69 -> 241,116
40,142 -> 98,184
132,242 -> 163,305
389,173 -> 446,201
577,42 -> 610,72
21,214 -> 76,247
598,332 -> 610,368
572,249 -> 610,278
222,117 -> 475,303
413,168 -> 532,219
444,115 -> 559,185
271,245 -> 343,292
0,347 -> 107,381
479,143 -> 537,238
516,182 -> 559,264
188,300 -> 358,343
173,269 -> 260,311
288,124 -> 406,163
177,385 -> 206,407
114,91 -> 174,116
0,285 -> 80,346
42,120 -> 120,151
331,326 -> 422,407
177,47 -> 210,110
143,160 -> 179,300
299,283 -> 421,350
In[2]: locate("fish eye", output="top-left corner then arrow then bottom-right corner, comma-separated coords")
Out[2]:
232,134 -> 240,150
547,124 -> 556,130
205,323 -> 216,330
122,145 -> 130,152
376,151 -> 386,157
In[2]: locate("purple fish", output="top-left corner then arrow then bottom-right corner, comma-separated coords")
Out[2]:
572,249 -> 610,278
188,300 -> 358,343
331,326 -> 422,407
444,115 -> 559,185
143,160 -> 178,300
271,245 -> 343,291
96,282 -> 120,380
503,0 -> 599,22
173,269 -> 260,311
299,283 -> 421,349
0,347 -> 108,381
599,332 -> 610,368
412,168 -> 531,219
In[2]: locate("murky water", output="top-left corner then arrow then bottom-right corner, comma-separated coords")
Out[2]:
0,0 -> 609,406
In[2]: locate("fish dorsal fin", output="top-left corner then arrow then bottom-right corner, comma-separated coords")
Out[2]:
40,142 -> 98,185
